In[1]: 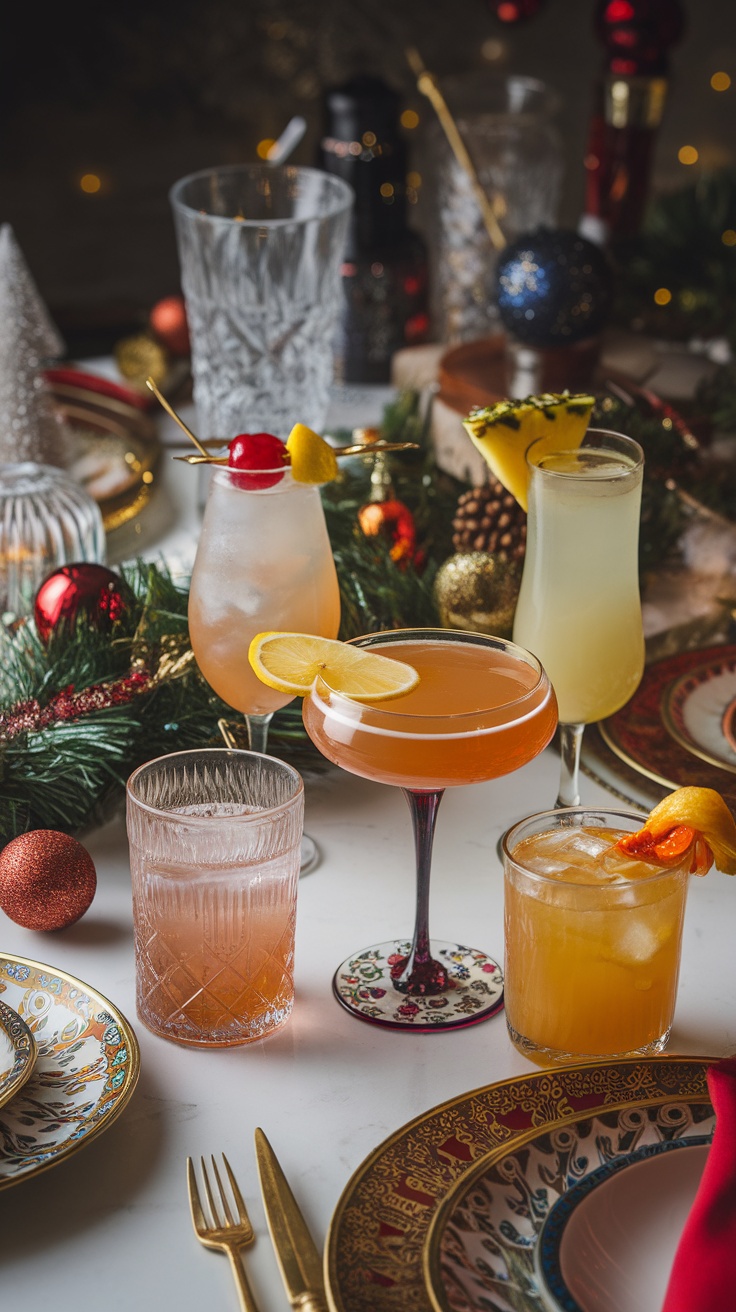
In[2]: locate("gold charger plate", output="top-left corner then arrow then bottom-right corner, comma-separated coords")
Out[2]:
325,1056 -> 712,1312
0,954 -> 140,1190
46,368 -> 161,533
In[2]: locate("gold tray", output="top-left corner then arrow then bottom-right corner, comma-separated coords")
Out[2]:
325,1056 -> 712,1312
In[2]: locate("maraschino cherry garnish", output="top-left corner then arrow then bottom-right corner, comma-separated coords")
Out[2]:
228,432 -> 290,489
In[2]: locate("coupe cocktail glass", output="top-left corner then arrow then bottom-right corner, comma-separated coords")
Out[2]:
189,465 -> 340,869
503,807 -> 692,1062
302,628 -> 557,1030
512,429 -> 645,808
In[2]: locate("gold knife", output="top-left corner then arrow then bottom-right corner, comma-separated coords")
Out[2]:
254,1127 -> 328,1312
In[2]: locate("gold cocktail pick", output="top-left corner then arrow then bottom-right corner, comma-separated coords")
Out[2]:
173,440 -> 420,465
406,46 -> 506,253
145,376 -> 210,458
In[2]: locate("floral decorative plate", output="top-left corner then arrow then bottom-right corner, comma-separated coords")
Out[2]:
324,1056 -> 711,1312
598,645 -> 736,818
423,1098 -> 714,1312
0,999 -> 36,1111
0,955 -> 140,1190
662,650 -> 736,775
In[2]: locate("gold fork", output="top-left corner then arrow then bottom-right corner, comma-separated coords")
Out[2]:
187,1154 -> 261,1312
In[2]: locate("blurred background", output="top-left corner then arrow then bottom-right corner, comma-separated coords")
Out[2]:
2,0 -> 735,355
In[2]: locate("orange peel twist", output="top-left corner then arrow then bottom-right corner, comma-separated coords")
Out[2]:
617,786 -> 736,877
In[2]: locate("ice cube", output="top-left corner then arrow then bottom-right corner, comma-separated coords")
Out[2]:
617,919 -> 659,963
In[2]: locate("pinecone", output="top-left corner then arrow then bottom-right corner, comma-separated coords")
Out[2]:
452,479 -> 527,561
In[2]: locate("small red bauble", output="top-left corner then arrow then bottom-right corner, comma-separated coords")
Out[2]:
34,563 -> 131,643
357,499 -> 418,567
228,433 -> 289,490
149,295 -> 191,357
0,830 -> 97,931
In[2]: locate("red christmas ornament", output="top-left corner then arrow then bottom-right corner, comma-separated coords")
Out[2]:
0,830 -> 97,931
149,295 -> 190,357
34,564 -> 131,643
357,499 -> 417,567
228,433 -> 289,490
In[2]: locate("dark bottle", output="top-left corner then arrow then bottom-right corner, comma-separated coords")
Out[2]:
319,74 -> 429,384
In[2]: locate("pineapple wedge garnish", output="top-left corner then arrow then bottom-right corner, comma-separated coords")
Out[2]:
617,786 -> 736,876
463,391 -> 595,511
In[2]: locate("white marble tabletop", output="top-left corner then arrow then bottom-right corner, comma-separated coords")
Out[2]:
1,745 -> 734,1310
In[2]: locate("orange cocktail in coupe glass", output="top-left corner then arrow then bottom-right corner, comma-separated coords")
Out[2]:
302,628 -> 557,1030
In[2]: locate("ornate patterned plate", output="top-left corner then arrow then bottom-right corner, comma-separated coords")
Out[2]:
598,645 -> 736,818
0,954 -> 140,1190
662,650 -> 736,775
0,999 -> 36,1111
535,1136 -> 709,1312
424,1098 -> 714,1312
324,1056 -> 711,1312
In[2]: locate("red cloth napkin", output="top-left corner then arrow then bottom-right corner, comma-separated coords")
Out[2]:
662,1055 -> 736,1312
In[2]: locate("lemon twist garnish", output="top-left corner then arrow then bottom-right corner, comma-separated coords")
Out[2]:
286,423 -> 339,484
248,632 -> 420,702
617,786 -> 736,876
462,391 -> 595,511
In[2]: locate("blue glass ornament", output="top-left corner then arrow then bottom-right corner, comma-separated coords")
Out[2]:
496,227 -> 613,347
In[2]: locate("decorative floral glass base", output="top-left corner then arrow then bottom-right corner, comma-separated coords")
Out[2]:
332,939 -> 504,1031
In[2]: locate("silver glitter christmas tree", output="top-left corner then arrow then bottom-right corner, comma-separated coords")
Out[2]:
0,224 -> 69,466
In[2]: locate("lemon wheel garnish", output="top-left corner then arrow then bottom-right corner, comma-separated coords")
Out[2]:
462,392 -> 595,511
248,632 -> 420,701
618,786 -> 736,876
286,423 -> 339,484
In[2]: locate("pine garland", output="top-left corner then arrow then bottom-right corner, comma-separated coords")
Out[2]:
614,169 -> 736,345
0,387 -> 731,846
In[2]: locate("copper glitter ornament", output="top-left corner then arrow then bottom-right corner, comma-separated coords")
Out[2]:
0,830 -> 97,931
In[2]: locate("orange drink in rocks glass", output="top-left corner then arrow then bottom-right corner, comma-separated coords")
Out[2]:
502,787 -> 736,1062
250,628 -> 558,1030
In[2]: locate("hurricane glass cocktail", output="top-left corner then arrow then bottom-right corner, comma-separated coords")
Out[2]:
302,628 -> 557,1030
189,465 -> 340,868
512,429 -> 644,808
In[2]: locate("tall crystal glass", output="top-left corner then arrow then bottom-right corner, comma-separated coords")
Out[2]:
513,429 -> 645,808
302,628 -> 557,1031
127,748 -> 304,1047
189,465 -> 340,867
170,164 -> 353,439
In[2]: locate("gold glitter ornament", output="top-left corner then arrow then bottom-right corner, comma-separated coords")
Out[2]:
433,551 -> 522,638
114,333 -> 169,391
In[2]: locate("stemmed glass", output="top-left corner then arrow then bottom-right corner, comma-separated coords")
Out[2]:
302,628 -> 557,1030
513,429 -> 645,808
189,464 -> 340,868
